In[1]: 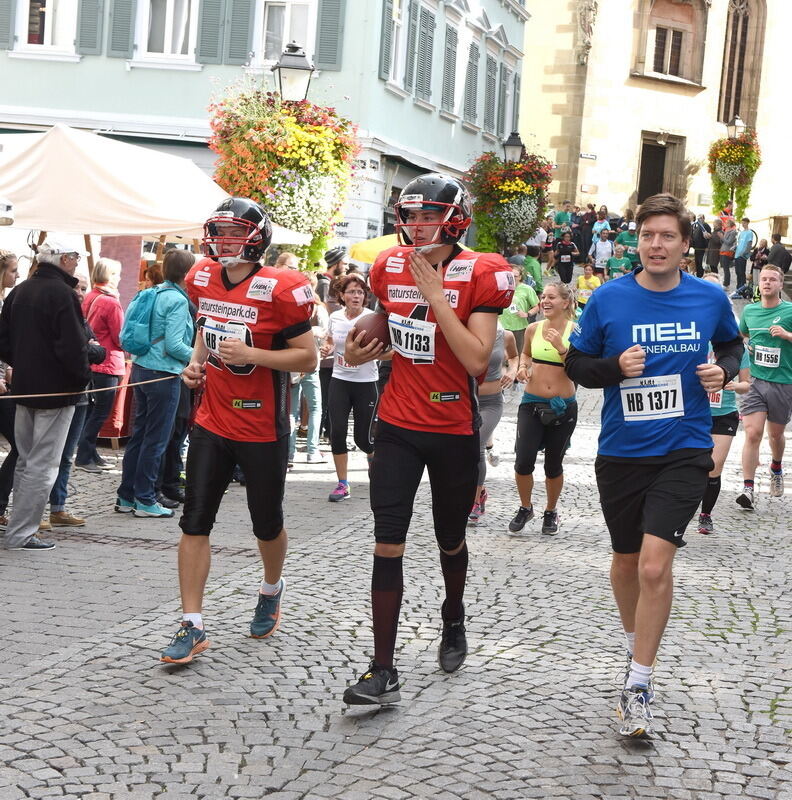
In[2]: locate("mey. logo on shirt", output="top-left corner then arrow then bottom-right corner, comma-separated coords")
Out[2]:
631,322 -> 701,354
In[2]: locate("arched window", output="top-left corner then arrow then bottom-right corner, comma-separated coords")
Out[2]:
718,0 -> 766,126
632,0 -> 709,86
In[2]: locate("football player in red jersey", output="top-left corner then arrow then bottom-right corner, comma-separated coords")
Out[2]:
160,198 -> 318,665
340,174 -> 515,704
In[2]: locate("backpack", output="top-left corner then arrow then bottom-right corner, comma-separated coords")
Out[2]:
120,285 -> 176,356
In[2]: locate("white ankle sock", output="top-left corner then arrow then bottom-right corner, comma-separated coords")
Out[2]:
183,613 -> 203,629
624,631 -> 635,655
625,659 -> 652,690
260,578 -> 282,596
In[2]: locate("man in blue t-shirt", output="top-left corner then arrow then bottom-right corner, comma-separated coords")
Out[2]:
565,193 -> 743,739
733,217 -> 754,293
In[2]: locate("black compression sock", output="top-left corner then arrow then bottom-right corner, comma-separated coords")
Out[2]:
371,555 -> 403,669
701,476 -> 721,516
439,543 -> 469,621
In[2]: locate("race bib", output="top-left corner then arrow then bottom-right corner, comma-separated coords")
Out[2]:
508,303 -> 520,314
202,318 -> 248,356
388,313 -> 436,363
620,373 -> 684,421
560,255 -> 571,262
336,352 -> 358,370
578,289 -> 592,299
627,246 -> 637,255
754,345 -> 780,368
708,390 -> 723,409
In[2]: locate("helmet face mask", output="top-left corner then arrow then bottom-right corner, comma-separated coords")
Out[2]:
203,198 -> 273,266
394,173 -> 472,248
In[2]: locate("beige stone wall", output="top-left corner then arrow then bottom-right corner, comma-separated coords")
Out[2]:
521,0 -> 788,239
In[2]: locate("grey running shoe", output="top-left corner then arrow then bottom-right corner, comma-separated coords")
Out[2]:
697,513 -> 714,535
507,505 -> 534,535
769,471 -> 784,497
617,684 -> 654,737
736,486 -> 755,510
486,447 -> 500,467
343,661 -> 401,705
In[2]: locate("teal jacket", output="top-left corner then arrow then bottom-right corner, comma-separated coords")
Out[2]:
133,282 -> 194,375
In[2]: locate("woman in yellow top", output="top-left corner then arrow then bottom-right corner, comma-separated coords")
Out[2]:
576,262 -> 602,310
508,282 -> 577,537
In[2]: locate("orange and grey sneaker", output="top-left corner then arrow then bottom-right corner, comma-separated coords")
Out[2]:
160,621 -> 210,664
250,578 -> 285,638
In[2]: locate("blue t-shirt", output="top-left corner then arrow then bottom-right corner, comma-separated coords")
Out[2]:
570,270 -> 740,457
735,229 -> 753,259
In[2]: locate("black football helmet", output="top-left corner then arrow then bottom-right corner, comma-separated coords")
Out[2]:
203,197 -> 273,265
394,173 -> 472,246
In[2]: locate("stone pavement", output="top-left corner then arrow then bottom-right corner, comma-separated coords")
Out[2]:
1,386 -> 791,800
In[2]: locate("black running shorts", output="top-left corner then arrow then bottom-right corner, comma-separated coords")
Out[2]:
180,424 -> 288,541
595,448 -> 713,554
370,420 -> 479,550
711,411 -> 739,437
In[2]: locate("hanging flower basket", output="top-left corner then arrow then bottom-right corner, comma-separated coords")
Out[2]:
707,129 -> 761,219
208,83 -> 360,263
464,152 -> 552,252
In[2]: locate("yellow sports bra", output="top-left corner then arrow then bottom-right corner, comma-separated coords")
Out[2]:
531,320 -> 573,366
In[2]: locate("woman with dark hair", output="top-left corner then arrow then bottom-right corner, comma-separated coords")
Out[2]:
115,249 -> 195,518
581,203 -> 597,254
0,250 -> 19,528
319,273 -> 386,502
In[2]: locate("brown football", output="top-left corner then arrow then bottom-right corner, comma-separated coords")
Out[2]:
352,312 -> 391,349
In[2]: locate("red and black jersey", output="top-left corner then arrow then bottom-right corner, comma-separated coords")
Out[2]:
185,258 -> 314,442
369,246 -> 514,435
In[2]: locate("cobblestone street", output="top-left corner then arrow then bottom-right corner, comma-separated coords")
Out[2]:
1,386 -> 791,800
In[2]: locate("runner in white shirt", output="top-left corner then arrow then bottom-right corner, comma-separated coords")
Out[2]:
320,274 -> 385,502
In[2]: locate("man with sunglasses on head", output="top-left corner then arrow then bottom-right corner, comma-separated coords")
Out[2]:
159,197 -> 317,664
340,173 -> 515,705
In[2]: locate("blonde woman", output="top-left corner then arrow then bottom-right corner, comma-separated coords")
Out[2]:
509,281 -> 578,536
75,258 -> 125,472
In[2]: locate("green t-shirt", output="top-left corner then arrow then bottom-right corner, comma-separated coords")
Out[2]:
739,301 -> 792,383
615,231 -> 639,266
606,256 -> 631,278
500,284 -> 539,331
710,348 -> 750,416
523,256 -> 543,292
554,211 -> 571,237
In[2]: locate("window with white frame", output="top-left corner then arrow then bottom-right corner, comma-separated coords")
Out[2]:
141,0 -> 198,58
16,0 -> 78,50
251,0 -> 315,64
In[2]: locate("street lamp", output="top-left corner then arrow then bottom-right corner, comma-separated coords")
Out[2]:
726,115 -> 746,140
502,131 -> 524,163
271,41 -> 315,101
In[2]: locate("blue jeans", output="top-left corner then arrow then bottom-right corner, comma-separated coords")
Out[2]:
288,370 -> 322,459
75,372 -> 121,465
50,403 -> 88,511
117,365 -> 180,506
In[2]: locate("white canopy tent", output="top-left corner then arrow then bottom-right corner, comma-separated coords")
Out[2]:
0,124 -> 308,244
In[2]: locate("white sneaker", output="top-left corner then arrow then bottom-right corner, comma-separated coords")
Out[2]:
307,452 -> 326,464
617,685 -> 654,737
736,486 -> 755,510
486,448 -> 500,467
769,471 -> 784,497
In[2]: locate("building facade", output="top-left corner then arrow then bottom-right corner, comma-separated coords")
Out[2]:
521,0 -> 786,238
0,0 -> 528,245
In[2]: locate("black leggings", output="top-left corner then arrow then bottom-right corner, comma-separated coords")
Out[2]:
370,420 -> 479,549
556,261 -> 574,283
327,378 -> 379,456
514,401 -> 577,478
